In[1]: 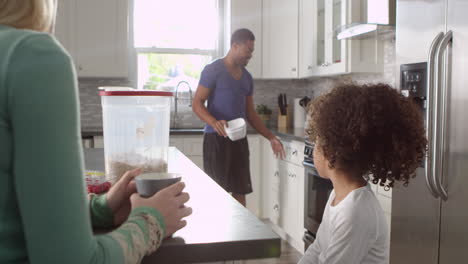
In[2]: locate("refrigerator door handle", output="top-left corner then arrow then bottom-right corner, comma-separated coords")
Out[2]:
433,30 -> 453,201
425,32 -> 445,198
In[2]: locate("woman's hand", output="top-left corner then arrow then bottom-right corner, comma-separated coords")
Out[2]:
131,182 -> 192,237
106,168 -> 141,226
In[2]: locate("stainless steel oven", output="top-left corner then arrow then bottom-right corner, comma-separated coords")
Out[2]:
302,140 -> 333,250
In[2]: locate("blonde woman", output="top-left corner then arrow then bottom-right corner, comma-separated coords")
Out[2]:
0,1 -> 192,263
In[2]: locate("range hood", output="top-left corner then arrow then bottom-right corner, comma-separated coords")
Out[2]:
336,0 -> 395,40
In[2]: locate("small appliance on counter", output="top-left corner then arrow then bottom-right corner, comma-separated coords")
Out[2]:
294,96 -> 311,128
99,88 -> 173,183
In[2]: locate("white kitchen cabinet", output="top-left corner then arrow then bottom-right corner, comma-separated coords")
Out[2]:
169,135 -> 204,170
298,0 -> 316,78
188,156 -> 204,171
174,134 -> 264,218
169,134 -> 262,218
376,185 -> 392,237
229,0 -> 263,78
229,0 -> 315,79
184,136 -> 204,170
246,135 -> 262,217
262,0 -> 299,79
262,137 -> 277,220
311,0 -> 383,76
169,137 -> 185,153
295,163 -> 305,249
281,161 -> 306,252
260,0 -> 317,79
278,160 -> 298,237
54,0 -> 128,78
93,136 -> 104,148
261,137 -> 305,253
183,136 -> 204,156
55,0 -> 75,58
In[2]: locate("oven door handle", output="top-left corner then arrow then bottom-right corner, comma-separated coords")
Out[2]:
302,161 -> 315,167
303,232 -> 316,243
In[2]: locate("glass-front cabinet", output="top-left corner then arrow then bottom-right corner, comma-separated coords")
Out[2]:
312,0 -> 384,76
332,0 -> 343,65
313,0 -> 346,75
316,0 -> 326,68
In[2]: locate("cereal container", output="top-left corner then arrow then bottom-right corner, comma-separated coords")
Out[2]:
99,89 -> 173,183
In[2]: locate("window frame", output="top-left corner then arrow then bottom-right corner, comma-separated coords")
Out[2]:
128,0 -> 227,89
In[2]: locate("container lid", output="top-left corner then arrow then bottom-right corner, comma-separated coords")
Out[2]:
99,86 -> 134,91
99,90 -> 174,97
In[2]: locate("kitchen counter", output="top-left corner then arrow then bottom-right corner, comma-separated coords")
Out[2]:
82,126 -> 306,142
84,148 -> 281,263
81,127 -> 208,137
271,127 -> 307,142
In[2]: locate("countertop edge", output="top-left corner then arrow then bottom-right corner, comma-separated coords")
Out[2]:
82,127 -> 306,142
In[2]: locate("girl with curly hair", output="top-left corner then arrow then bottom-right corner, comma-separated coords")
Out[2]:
298,83 -> 427,264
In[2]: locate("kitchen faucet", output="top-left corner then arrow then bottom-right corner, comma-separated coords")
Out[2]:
173,80 -> 193,128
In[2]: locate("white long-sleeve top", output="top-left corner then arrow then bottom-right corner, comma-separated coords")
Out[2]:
299,184 -> 389,264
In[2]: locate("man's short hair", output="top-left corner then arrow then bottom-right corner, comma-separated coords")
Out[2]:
231,28 -> 255,46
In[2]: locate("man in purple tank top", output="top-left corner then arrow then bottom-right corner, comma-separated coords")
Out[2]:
193,28 -> 285,206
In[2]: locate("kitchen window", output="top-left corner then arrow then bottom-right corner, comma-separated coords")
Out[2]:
133,0 -> 225,91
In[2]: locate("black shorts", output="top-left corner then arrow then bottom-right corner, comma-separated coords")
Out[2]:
203,133 -> 252,194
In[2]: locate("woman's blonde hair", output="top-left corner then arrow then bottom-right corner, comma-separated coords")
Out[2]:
0,0 -> 56,32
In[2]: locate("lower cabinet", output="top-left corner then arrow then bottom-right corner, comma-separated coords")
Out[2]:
261,137 -> 305,253
374,184 -> 392,249
246,135 -> 262,218
169,134 -> 263,219
169,135 -> 204,170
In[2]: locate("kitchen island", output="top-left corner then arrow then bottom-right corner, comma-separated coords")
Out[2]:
84,148 -> 281,263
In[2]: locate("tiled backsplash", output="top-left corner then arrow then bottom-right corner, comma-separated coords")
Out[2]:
79,78 -> 134,131
80,36 -> 395,131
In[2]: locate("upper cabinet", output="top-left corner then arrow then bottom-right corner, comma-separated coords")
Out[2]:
262,0 -> 299,79
230,0 -> 384,79
229,0 -> 263,78
54,0 -> 75,58
55,0 -> 129,78
311,0 -> 384,76
298,0 -> 316,78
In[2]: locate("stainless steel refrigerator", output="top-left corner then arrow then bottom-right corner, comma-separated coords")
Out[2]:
391,0 -> 468,263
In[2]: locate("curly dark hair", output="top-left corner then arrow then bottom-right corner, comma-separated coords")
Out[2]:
306,83 -> 427,189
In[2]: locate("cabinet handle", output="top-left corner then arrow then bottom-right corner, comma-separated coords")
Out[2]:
291,67 -> 297,72
307,65 -> 312,70
274,171 -> 279,177
273,204 -> 279,211
292,150 -> 298,156
78,65 -> 83,71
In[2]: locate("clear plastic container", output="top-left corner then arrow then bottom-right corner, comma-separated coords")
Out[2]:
99,90 -> 173,183
224,118 -> 247,141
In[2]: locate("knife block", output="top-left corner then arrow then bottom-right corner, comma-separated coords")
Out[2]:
277,107 -> 291,129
